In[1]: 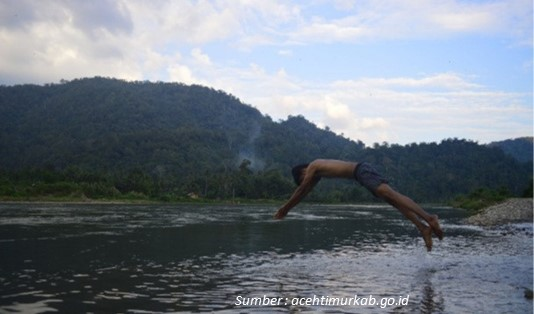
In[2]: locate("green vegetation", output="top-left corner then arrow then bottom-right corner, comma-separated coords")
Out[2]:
0,165 -> 294,203
522,178 -> 533,198
0,77 -> 532,204
449,187 -> 512,212
488,137 -> 533,163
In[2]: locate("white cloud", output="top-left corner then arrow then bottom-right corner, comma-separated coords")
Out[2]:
288,0 -> 532,43
168,64 -> 196,84
1,0 -> 530,84
295,21 -> 365,43
128,1 -> 239,44
278,49 -> 293,56
324,96 -> 351,120
332,73 -> 482,91
431,11 -> 493,32
191,48 -> 212,66
0,0 -> 141,83
222,68 -> 531,145
0,0 -> 530,145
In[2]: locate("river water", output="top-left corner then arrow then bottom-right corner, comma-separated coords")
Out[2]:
0,203 -> 532,313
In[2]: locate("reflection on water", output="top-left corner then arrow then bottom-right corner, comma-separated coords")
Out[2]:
0,203 -> 532,313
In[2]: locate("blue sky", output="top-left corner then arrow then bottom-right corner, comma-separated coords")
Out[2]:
0,0 -> 532,146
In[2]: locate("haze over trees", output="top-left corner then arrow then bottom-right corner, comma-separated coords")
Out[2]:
0,77 -> 531,203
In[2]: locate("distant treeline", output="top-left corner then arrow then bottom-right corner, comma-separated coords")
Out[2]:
0,78 -> 531,203
0,164 -> 294,202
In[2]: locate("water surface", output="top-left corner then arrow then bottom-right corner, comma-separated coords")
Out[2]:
0,203 -> 532,313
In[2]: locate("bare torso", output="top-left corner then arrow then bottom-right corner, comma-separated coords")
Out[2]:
275,158 -> 444,251
307,159 -> 358,179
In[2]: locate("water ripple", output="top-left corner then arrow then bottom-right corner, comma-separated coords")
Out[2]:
0,203 -> 531,313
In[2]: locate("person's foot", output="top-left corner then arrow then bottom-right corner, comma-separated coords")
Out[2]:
428,214 -> 443,240
421,226 -> 433,252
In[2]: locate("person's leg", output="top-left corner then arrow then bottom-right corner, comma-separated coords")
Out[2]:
353,163 -> 443,249
375,184 -> 443,241
391,201 -> 433,251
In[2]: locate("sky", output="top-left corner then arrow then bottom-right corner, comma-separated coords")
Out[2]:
0,0 -> 532,146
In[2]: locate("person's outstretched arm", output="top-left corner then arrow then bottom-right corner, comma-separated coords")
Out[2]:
274,170 -> 320,219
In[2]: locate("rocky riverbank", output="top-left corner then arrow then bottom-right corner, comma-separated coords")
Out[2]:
465,198 -> 533,226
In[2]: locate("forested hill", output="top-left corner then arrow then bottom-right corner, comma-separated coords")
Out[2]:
0,77 -> 531,202
488,137 -> 533,163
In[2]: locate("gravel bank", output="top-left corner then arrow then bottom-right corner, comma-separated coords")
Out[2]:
465,198 -> 533,226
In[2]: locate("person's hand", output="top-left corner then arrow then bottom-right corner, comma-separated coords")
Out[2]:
273,208 -> 287,219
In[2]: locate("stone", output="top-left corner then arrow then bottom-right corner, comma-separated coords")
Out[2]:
464,198 -> 533,226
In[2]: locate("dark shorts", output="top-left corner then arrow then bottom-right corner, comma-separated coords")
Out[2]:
353,162 -> 388,196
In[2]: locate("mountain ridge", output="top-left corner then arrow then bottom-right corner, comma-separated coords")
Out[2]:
0,77 -> 531,202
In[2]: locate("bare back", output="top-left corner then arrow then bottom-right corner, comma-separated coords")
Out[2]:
307,159 -> 357,179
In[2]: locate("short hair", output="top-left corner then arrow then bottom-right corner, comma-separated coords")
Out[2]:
291,163 -> 309,186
